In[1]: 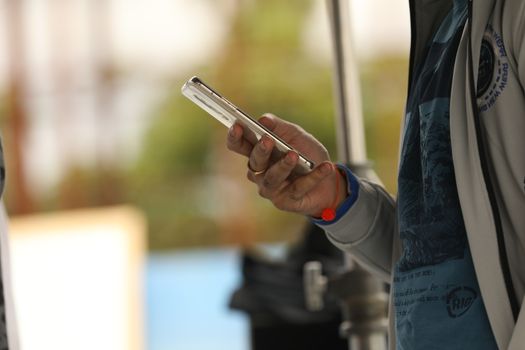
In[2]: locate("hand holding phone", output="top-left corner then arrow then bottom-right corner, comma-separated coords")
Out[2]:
228,112 -> 347,218
181,76 -> 347,218
181,76 -> 314,175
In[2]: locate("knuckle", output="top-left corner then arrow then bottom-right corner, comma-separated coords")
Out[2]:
250,157 -> 259,169
263,174 -> 282,191
255,142 -> 266,154
289,193 -> 301,202
255,143 -> 270,159
273,199 -> 286,211
263,177 -> 277,190
281,154 -> 297,170
258,187 -> 270,199
288,183 -> 302,200
279,161 -> 292,171
229,134 -> 240,144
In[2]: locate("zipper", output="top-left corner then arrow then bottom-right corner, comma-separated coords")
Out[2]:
466,0 -> 519,321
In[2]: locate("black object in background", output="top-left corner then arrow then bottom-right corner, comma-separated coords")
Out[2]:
229,223 -> 348,350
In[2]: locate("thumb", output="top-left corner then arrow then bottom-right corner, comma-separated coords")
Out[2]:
258,113 -> 279,131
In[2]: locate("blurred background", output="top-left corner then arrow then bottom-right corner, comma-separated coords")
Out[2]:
0,0 -> 409,349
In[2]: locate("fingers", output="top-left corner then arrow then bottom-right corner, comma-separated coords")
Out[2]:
272,162 -> 335,214
227,123 -> 252,156
258,114 -> 277,130
248,135 -> 274,173
246,151 -> 297,198
259,113 -> 305,142
259,151 -> 298,193
226,112 -> 335,216
250,160 -> 335,214
252,152 -> 331,199
286,162 -> 333,200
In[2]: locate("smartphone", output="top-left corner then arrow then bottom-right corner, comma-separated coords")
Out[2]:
181,76 -> 315,175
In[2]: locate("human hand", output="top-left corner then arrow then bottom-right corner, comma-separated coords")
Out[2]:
226,113 -> 348,218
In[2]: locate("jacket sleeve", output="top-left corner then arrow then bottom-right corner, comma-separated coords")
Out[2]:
319,177 -> 398,282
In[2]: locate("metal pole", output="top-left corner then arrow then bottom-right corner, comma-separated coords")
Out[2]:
325,0 -> 366,165
303,1 -> 389,350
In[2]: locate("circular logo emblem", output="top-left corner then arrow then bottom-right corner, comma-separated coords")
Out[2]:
477,26 -> 509,112
477,39 -> 494,97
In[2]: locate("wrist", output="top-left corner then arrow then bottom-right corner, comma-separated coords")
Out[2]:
310,164 -> 360,224
311,165 -> 350,219
334,166 -> 349,208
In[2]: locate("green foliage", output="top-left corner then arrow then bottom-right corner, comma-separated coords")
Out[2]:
126,0 -> 407,250
133,92 -> 213,182
210,0 -> 337,153
3,0 -> 408,251
127,0 -> 339,250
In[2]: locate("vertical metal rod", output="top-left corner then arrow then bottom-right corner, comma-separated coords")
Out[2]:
325,0 -> 367,165
324,1 -> 389,349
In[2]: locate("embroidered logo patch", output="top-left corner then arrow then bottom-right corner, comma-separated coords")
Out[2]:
477,26 -> 509,112
477,39 -> 495,96
446,286 -> 477,318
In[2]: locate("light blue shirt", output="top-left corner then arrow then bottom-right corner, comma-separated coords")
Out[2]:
394,1 -> 497,348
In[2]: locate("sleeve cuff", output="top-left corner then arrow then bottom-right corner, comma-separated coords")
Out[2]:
311,164 -> 360,225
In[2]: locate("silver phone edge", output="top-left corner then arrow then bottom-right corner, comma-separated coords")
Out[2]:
182,77 -> 315,174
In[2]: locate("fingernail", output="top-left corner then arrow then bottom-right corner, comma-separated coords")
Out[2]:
228,126 -> 236,138
262,135 -> 273,151
260,114 -> 275,128
285,152 -> 297,165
